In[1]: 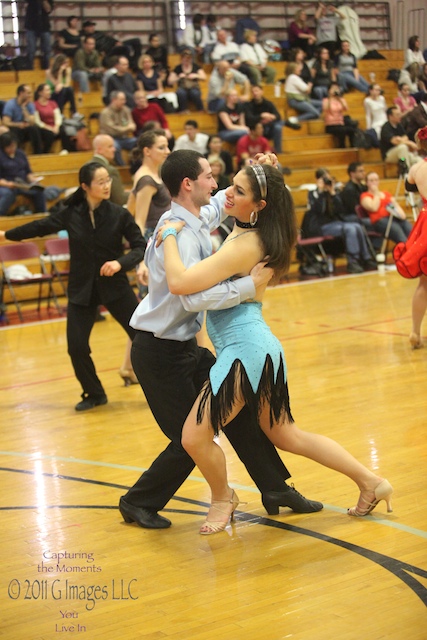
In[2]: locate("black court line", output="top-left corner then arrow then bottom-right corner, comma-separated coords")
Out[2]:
1,466 -> 427,607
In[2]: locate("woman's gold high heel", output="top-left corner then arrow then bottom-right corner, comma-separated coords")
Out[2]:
348,479 -> 393,517
118,368 -> 138,387
409,333 -> 423,349
200,490 -> 241,535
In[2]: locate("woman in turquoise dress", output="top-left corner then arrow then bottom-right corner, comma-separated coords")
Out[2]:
160,160 -> 392,534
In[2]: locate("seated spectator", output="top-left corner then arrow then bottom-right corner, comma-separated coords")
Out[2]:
46,54 -> 78,115
217,89 -> 249,143
56,15 -> 81,58
380,106 -> 419,168
404,35 -> 426,68
244,84 -> 288,152
33,83 -> 63,153
207,60 -> 250,113
360,171 -> 412,244
322,82 -> 355,148
211,29 -> 256,84
285,62 -> 322,121
288,9 -> 316,60
99,91 -> 137,165
207,154 -> 230,194
145,33 -> 169,79
106,56 -> 138,108
204,134 -> 234,177
315,2 -> 345,58
289,47 -> 312,84
308,167 -> 376,273
236,119 -> 271,167
167,49 -> 206,113
180,13 -> 206,60
81,20 -> 142,71
239,29 -> 276,85
202,14 -> 219,63
2,84 -> 43,154
394,83 -> 417,115
173,120 -> 209,154
364,83 -> 387,147
335,40 -> 369,94
340,162 -> 370,225
72,36 -> 104,94
311,47 -> 337,99
397,62 -> 422,98
400,92 -> 427,141
131,91 -> 174,148
0,132 -> 46,216
136,55 -> 178,113
90,134 -> 129,206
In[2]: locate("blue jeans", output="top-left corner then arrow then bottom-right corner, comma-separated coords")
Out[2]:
72,70 -> 90,93
338,71 -> 370,93
0,187 -> 46,216
176,87 -> 204,111
321,220 -> 371,261
373,217 -> 412,244
287,98 -> 322,121
207,97 -> 226,113
113,137 -> 138,166
219,129 -> 248,143
263,120 -> 284,153
26,30 -> 51,69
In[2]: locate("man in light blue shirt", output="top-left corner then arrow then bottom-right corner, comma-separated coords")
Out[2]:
119,150 -> 323,529
2,85 -> 43,154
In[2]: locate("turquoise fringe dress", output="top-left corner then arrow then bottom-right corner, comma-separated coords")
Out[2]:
197,301 -> 294,434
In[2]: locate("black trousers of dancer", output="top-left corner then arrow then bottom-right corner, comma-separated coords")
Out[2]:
67,285 -> 138,398
124,330 -> 291,512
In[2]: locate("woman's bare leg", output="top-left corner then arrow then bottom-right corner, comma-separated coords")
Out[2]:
410,275 -> 427,348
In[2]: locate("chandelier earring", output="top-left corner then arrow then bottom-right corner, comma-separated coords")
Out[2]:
250,210 -> 258,227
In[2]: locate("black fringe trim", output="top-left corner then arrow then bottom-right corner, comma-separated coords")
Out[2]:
197,355 -> 294,436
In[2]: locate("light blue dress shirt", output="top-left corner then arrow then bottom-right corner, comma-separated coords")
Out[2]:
130,190 -> 255,341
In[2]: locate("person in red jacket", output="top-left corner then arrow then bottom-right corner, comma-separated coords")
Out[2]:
131,91 -> 174,149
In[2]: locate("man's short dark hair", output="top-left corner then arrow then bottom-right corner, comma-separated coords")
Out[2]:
347,162 -> 362,175
161,150 -> 204,197
0,132 -> 15,150
184,120 -> 198,128
16,84 -> 27,96
386,106 -> 398,118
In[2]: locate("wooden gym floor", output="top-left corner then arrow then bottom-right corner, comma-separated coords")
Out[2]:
0,268 -> 426,639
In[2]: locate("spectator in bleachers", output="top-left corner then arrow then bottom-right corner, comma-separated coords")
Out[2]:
202,14 -> 220,63
207,60 -> 251,114
136,55 -> 178,113
289,47 -> 312,84
244,85 -> 286,152
2,85 -> 43,155
24,0 -> 53,70
72,36 -> 104,94
56,15 -> 82,58
81,20 -> 142,71
106,56 -> 138,108
404,36 -> 426,69
46,54 -> 78,116
180,13 -> 205,60
288,9 -> 316,60
131,91 -> 174,149
314,2 -> 345,59
145,33 -> 169,79
99,91 -> 137,166
168,49 -> 206,113
204,134 -> 234,177
364,83 -> 387,148
311,47 -> 337,99
90,134 -> 128,206
360,172 -> 412,244
33,83 -> 62,153
340,162 -> 369,224
217,89 -> 249,143
0,132 -> 46,216
236,119 -> 271,167
235,16 -> 261,45
401,92 -> 427,142
380,106 -> 419,168
394,83 -> 417,115
207,154 -> 229,194
398,62 -> 423,99
335,40 -> 369,94
174,120 -> 209,154
239,29 -> 276,85
322,82 -> 355,148
211,29 -> 256,85
284,62 -> 322,121
308,166 -> 377,273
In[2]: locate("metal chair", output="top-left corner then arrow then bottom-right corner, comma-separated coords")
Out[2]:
44,237 -> 70,297
0,242 -> 61,322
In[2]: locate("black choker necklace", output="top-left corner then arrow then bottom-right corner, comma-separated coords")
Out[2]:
235,219 -> 255,229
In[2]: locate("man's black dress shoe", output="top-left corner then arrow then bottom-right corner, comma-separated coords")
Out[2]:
119,497 -> 172,529
75,394 -> 108,412
262,485 -> 323,515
